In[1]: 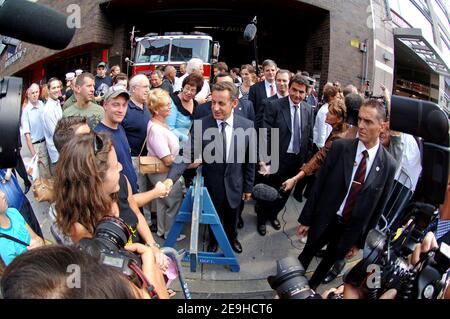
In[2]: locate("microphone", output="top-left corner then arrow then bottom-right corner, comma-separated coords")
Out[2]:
252,183 -> 282,202
243,23 -> 257,42
0,0 -> 75,50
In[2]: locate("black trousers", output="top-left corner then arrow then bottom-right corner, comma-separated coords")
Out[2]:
298,216 -> 349,290
14,151 -> 31,187
20,198 -> 43,238
256,153 -> 301,223
209,198 -> 239,244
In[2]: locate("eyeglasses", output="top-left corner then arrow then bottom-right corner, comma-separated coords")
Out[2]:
93,133 -> 104,156
182,86 -> 197,95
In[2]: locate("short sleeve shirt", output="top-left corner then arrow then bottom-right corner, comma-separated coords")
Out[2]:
0,208 -> 31,266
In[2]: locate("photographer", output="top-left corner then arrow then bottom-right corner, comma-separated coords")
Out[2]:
53,132 -> 169,271
1,244 -> 169,299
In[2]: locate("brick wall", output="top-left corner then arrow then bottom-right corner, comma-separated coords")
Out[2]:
301,0 -> 373,89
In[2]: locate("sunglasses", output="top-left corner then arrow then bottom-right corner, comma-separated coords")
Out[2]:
93,133 -> 104,156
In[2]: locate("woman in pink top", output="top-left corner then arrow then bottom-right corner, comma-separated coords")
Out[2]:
146,89 -> 185,241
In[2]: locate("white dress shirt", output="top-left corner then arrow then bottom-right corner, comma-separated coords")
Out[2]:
395,133 -> 422,191
42,97 -> 62,163
313,103 -> 332,148
337,140 -> 380,217
287,97 -> 302,154
21,100 -> 45,142
264,80 -> 277,98
216,113 -> 234,162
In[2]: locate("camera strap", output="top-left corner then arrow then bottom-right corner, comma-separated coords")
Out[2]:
0,232 -> 30,247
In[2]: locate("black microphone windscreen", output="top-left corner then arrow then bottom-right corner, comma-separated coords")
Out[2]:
243,23 -> 257,42
0,0 -> 75,50
252,183 -> 280,202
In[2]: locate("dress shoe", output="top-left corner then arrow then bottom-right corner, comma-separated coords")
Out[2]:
322,260 -> 346,284
207,242 -> 218,253
237,216 -> 244,229
150,224 -> 158,233
231,239 -> 242,254
257,223 -> 266,236
270,218 -> 281,230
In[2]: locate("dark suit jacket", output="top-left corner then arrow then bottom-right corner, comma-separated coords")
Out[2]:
263,96 -> 314,173
168,114 -> 255,209
299,138 -> 397,250
194,99 -> 255,122
255,95 -> 278,130
248,81 -> 270,128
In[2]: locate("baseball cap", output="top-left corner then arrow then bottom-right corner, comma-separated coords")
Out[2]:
97,61 -> 107,68
104,85 -> 130,101
65,72 -> 75,81
74,69 -> 83,76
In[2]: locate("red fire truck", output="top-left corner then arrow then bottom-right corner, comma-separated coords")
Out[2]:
131,33 -> 220,80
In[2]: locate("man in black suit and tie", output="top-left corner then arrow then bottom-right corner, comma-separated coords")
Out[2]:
255,69 -> 291,128
256,74 -> 314,236
195,73 -> 255,122
297,99 -> 397,290
248,59 -> 278,129
164,82 -> 256,254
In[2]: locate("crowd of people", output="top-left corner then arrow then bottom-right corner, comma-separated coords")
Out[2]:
0,56 -> 448,300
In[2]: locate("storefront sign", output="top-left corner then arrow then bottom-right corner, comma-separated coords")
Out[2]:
5,42 -> 27,69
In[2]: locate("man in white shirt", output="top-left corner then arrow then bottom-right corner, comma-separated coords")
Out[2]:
22,84 -> 51,178
41,78 -> 63,172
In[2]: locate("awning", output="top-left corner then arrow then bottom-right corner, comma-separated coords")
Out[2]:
394,28 -> 450,77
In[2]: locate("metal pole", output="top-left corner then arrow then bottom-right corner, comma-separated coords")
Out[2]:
253,16 -> 260,76
161,247 -> 191,299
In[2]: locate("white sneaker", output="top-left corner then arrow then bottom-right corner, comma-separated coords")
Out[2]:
176,234 -> 186,242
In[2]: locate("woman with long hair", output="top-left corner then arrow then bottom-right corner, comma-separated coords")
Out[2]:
53,132 -> 169,270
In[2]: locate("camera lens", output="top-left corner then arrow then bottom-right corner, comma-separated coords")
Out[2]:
94,216 -> 131,251
268,256 -> 318,299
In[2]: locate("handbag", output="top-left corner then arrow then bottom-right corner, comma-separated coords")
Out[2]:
138,124 -> 170,174
32,178 -> 54,203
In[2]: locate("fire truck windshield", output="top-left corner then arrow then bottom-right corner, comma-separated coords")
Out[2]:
135,38 -> 211,64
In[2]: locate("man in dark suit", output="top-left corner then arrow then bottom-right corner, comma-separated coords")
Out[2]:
297,99 -> 397,290
248,59 -> 278,129
195,73 -> 255,122
256,74 -> 314,236
164,82 -> 255,254
255,69 -> 291,128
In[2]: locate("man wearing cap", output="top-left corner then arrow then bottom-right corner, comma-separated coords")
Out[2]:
64,72 -> 75,101
63,73 -> 105,130
94,61 -> 113,104
94,86 -> 138,194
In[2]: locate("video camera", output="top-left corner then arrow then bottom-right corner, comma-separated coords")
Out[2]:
344,203 -> 450,299
76,216 -> 145,289
343,96 -> 450,299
